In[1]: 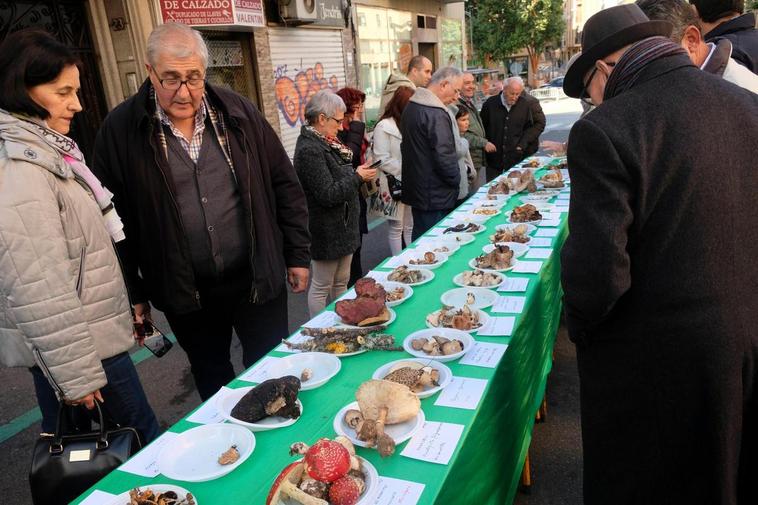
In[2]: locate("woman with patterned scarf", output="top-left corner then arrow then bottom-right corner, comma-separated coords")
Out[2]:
0,30 -> 160,491
293,90 -> 377,317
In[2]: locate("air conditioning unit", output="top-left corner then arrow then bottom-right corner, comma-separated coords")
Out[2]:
279,0 -> 317,21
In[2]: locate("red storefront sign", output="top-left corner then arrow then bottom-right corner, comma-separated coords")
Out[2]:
159,0 -> 264,28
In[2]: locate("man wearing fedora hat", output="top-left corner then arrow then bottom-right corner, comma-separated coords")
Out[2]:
560,4 -> 758,504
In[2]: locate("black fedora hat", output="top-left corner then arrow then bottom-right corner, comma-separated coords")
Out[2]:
563,4 -> 672,98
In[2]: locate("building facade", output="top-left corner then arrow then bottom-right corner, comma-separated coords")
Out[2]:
0,0 -> 463,157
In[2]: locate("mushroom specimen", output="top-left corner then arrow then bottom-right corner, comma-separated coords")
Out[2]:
231,376 -> 301,423
383,362 -> 440,393
270,437 -> 366,505
355,380 -> 421,457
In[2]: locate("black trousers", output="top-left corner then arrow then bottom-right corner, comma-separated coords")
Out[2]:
411,208 -> 453,241
485,150 -> 526,181
166,282 -> 288,401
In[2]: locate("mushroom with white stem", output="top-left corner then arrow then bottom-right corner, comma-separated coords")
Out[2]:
355,379 -> 421,457
266,462 -> 327,505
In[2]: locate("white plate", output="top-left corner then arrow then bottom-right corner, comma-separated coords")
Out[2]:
425,306 -> 490,333
106,485 -> 197,505
380,281 -> 414,307
278,457 -> 380,505
441,222 -> 486,235
333,401 -> 425,448
508,216 -> 542,227
480,193 -> 510,202
402,328 -> 475,362
386,268 -> 435,286
437,232 -> 476,245
216,387 -> 303,432
372,358 -> 453,399
401,250 -> 449,270
468,257 -> 516,272
337,307 -> 397,329
440,287 -> 498,309
482,242 -> 529,258
522,201 -> 555,212
460,210 -> 495,223
495,223 -> 537,236
157,424 -> 255,482
473,198 -> 507,209
452,270 -> 506,289
265,353 -> 341,390
413,239 -> 460,255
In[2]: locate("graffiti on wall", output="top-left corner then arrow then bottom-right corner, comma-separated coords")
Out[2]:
274,62 -> 340,127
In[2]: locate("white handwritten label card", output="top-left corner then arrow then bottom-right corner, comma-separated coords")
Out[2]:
497,277 -> 529,292
477,316 -> 516,336
525,248 -> 553,260
238,356 -> 283,384
366,270 -> 390,283
186,386 -> 233,424
459,342 -> 508,368
528,237 -> 553,247
557,192 -> 570,200
492,295 -> 526,314
118,431 -> 178,477
400,421 -> 465,465
538,219 -> 561,227
535,228 -> 559,238
512,261 -> 544,274
434,377 -> 488,410
304,311 -> 340,328
276,331 -> 309,353
370,477 -> 426,505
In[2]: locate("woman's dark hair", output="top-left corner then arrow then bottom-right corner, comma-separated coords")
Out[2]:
335,87 -> 366,115
455,108 -> 470,120
379,86 -> 414,125
0,29 -> 80,119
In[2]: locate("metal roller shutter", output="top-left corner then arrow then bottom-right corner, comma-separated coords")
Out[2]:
268,27 -> 347,159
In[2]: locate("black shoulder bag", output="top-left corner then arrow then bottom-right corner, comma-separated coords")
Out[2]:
29,401 -> 142,505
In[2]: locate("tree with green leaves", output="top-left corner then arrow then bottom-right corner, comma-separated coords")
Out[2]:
471,0 -> 565,85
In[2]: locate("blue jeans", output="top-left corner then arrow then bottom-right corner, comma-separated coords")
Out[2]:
411,208 -> 453,241
30,352 -> 160,445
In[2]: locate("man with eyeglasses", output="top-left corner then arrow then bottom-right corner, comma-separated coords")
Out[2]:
560,5 -> 758,504
92,23 -> 311,401
480,76 -> 546,181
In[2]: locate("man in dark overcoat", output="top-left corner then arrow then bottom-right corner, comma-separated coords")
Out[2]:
480,76 -> 546,181
560,4 -> 758,504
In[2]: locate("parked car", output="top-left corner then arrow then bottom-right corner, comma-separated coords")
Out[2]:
540,76 -> 564,88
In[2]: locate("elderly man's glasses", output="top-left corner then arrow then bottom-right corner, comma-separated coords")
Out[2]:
150,67 -> 205,91
157,77 -> 205,91
580,61 -> 616,106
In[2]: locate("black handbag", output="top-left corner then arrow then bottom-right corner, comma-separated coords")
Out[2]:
386,173 -> 403,201
29,401 -> 142,505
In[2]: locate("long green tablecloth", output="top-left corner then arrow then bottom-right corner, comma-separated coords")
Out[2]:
74,159 -> 568,505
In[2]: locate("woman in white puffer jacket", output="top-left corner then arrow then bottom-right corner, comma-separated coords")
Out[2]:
368,86 -> 415,255
0,30 -> 158,443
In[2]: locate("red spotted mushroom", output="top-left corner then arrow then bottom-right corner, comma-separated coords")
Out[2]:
303,439 -> 351,483
266,462 -> 327,505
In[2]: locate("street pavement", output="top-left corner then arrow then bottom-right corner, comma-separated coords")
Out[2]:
0,98 -> 584,504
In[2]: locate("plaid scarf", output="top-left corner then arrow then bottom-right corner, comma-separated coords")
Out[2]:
604,36 -> 688,101
305,125 -> 354,163
151,87 -> 234,172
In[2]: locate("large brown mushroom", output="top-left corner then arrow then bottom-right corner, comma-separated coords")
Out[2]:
355,380 -> 421,457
